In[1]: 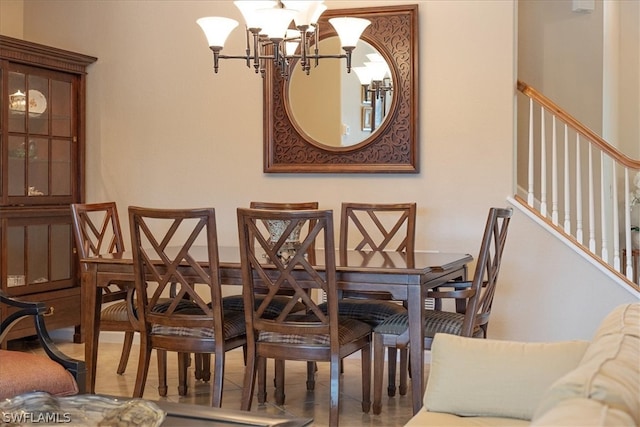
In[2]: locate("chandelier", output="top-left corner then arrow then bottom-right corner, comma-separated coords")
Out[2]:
197,1 -> 371,79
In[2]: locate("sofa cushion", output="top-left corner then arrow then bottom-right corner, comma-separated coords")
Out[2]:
531,398 -> 636,426
0,350 -> 79,399
532,303 -> 640,425
405,410 -> 530,427
424,333 -> 589,420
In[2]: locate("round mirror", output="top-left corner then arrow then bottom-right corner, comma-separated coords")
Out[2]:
287,38 -> 394,149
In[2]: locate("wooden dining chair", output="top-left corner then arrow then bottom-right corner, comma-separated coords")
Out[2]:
371,207 -> 513,415
128,206 -> 246,407
333,202 -> 416,397
70,202 -> 136,376
237,208 -> 372,426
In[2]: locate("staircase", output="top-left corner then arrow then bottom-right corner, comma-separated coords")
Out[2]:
516,80 -> 640,293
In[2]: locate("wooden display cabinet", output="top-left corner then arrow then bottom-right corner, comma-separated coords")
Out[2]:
0,35 -> 96,344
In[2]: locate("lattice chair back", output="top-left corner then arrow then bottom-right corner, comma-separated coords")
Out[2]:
237,208 -> 337,345
461,207 -> 513,337
128,207 -> 222,341
340,202 -> 416,254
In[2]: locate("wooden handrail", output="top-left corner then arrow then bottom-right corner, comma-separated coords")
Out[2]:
517,80 -> 640,169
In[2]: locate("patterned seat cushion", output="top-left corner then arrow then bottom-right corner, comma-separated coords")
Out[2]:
222,295 -> 305,319
258,316 -> 372,346
319,300 -> 407,327
101,301 -> 131,322
150,300 -> 246,339
374,310 -> 483,338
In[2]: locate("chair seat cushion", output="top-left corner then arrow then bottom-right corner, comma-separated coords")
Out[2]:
0,350 -> 79,399
374,310 -> 483,338
101,301 -> 131,322
150,301 -> 245,339
222,295 -> 305,319
258,317 -> 372,346
320,300 -> 407,327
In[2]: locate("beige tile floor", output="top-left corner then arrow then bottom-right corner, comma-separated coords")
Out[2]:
13,330 -> 425,426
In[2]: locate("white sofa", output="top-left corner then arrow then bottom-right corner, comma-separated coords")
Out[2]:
405,303 -> 639,426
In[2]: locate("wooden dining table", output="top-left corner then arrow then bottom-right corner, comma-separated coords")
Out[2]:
80,246 -> 472,415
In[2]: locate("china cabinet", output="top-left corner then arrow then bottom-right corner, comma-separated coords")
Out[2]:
0,35 -> 96,342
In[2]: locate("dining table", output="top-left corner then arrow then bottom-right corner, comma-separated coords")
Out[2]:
80,246 -> 472,415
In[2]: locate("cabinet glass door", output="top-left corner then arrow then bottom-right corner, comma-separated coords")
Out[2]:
6,66 -> 75,205
5,215 -> 74,292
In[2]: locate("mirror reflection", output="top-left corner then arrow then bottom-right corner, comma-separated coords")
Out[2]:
288,38 -> 393,148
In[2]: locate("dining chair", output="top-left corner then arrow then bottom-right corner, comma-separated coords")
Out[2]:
332,202 -> 416,397
128,206 -> 246,407
237,208 -> 372,426
71,202 -> 208,395
70,202 -> 137,376
371,207 -> 513,415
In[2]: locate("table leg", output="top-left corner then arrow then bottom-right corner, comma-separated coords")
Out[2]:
407,284 -> 425,415
82,266 -> 101,393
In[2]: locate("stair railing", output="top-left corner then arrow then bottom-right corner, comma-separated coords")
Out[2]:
516,80 -> 640,292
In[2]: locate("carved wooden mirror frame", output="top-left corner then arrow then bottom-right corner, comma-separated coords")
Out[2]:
263,4 -> 419,173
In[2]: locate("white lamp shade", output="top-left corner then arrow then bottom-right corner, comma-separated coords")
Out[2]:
328,17 -> 370,48
282,1 -> 326,27
233,0 -> 277,29
352,66 -> 374,85
197,17 -> 239,48
256,8 -> 297,39
364,60 -> 389,81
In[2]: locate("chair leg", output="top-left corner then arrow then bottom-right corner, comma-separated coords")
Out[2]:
241,348 -> 258,411
387,347 -> 397,397
306,361 -> 316,390
210,351 -> 224,407
274,359 -> 285,405
257,357 -> 267,404
399,348 -> 408,396
116,331 -> 134,375
361,341 -> 371,414
178,352 -> 189,396
157,349 -> 168,397
195,353 -> 211,382
373,333 -> 385,415
133,334 -> 152,398
329,354 -> 341,427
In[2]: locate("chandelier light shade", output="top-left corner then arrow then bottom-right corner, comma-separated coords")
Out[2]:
196,17 -> 239,49
197,0 -> 370,78
328,17 -> 370,48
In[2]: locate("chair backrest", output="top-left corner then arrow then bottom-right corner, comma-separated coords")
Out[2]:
461,207 -> 513,337
70,202 -> 126,271
128,206 -> 222,337
237,208 -> 338,348
340,202 -> 416,253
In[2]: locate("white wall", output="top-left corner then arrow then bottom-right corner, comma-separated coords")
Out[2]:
8,0 -> 637,343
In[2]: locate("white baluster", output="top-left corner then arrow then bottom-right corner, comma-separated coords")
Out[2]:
540,107 -> 547,217
624,168 -> 633,280
527,98 -> 535,206
612,162 -> 620,271
600,153 -> 608,263
576,134 -> 583,244
551,116 -> 559,225
588,145 -> 596,252
563,124 -> 571,234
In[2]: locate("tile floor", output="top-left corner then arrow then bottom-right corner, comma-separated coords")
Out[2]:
13,330 -> 425,426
